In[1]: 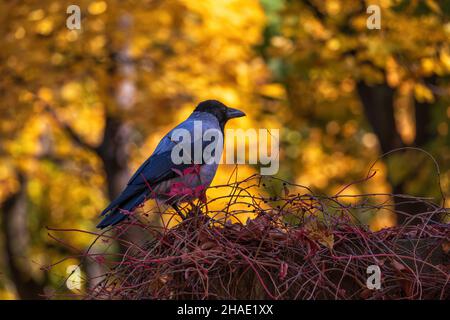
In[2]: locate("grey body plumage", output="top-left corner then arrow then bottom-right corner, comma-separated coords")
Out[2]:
97,100 -> 245,229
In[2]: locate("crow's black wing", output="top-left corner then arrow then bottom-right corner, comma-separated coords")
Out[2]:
99,149 -> 192,216
97,139 -> 219,228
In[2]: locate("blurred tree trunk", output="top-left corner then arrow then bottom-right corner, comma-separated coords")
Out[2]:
356,80 -> 438,225
97,14 -> 148,253
97,117 -> 131,207
0,172 -> 46,299
356,82 -> 402,153
48,15 -> 148,254
96,115 -> 148,253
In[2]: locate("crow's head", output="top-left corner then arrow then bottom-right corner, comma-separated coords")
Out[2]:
194,100 -> 245,129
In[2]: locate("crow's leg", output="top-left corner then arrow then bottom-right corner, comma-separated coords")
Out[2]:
171,204 -> 186,220
189,200 -> 200,217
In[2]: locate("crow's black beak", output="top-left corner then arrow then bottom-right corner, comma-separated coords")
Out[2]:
226,107 -> 246,119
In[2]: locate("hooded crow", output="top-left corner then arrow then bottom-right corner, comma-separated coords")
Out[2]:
97,100 -> 245,228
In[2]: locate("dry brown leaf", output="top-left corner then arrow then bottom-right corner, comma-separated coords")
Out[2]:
304,219 -> 334,249
442,241 -> 450,254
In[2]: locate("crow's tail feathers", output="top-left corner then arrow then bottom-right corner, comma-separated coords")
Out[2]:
97,185 -> 147,229
96,209 -> 127,229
